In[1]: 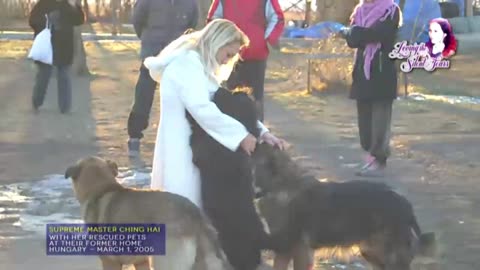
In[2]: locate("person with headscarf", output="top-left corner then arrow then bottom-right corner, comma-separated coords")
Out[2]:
338,0 -> 402,177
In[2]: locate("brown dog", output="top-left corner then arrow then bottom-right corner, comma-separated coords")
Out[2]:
252,144 -> 437,270
65,156 -> 233,270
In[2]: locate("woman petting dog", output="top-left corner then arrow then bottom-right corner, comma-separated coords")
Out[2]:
143,19 -> 287,270
338,0 -> 402,177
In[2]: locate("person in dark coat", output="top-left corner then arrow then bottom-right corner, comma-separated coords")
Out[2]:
127,0 -> 198,157
29,0 -> 85,114
339,0 -> 402,177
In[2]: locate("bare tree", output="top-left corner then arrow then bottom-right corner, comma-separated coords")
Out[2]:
110,0 -> 121,35
72,27 -> 90,76
82,0 -> 93,22
466,0 -> 474,16
72,0 -> 90,76
315,0 -> 357,24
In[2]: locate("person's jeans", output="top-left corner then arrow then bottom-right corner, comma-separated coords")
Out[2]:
32,62 -> 72,113
127,63 -> 158,139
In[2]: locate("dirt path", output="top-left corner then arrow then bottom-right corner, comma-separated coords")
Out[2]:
262,48 -> 480,269
0,46 -> 97,184
0,40 -> 157,184
0,39 -> 479,269
262,92 -> 480,270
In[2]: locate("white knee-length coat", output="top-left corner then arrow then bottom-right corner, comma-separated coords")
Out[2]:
144,49 -> 268,209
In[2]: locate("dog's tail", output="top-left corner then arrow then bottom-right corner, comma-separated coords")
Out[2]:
411,216 -> 436,258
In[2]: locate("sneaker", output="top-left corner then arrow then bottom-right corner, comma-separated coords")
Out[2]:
356,160 -> 386,177
360,154 -> 376,170
128,138 -> 140,157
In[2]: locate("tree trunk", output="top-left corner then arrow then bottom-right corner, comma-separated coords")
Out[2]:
315,0 -> 357,25
72,27 -> 90,76
305,0 -> 312,27
197,0 -> 212,29
110,0 -> 121,35
466,0 -> 474,16
83,0 -> 93,22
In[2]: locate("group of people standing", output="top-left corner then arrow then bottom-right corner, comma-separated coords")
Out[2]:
126,0 -> 285,156
126,0 -> 402,179
132,0 -> 402,269
27,0 -> 404,268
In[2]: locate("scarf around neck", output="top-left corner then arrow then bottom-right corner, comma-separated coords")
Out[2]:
350,0 -> 398,80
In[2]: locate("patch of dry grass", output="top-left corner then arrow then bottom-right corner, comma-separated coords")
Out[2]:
0,40 -> 31,59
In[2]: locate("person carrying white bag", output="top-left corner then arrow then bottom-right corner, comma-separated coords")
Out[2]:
28,14 -> 53,65
28,0 -> 85,114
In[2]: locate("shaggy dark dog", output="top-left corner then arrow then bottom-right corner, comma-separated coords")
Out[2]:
252,143 -> 437,270
186,87 -> 271,270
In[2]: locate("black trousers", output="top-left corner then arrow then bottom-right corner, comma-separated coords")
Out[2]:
356,99 -> 393,165
201,183 -> 269,270
127,63 -> 158,139
227,59 -> 267,121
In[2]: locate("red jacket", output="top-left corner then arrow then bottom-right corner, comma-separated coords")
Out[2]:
207,0 -> 284,61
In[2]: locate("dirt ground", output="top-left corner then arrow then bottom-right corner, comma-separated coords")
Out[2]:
0,37 -> 479,270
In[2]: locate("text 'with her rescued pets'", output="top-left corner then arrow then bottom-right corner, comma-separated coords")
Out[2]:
46,224 -> 166,256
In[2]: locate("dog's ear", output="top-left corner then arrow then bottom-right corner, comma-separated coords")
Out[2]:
65,164 -> 81,180
106,160 -> 118,177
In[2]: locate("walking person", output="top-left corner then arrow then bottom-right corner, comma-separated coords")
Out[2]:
28,0 -> 85,114
339,0 -> 402,177
127,0 -> 198,157
206,0 -> 285,121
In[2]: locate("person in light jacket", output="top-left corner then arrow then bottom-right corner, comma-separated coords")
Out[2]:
127,0 -> 198,157
28,0 -> 85,114
143,19 -> 287,270
207,0 -> 285,121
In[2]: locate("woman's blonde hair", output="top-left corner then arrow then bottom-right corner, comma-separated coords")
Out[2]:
156,19 -> 249,82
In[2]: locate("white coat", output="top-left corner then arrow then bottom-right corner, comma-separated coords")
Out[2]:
144,49 -> 268,209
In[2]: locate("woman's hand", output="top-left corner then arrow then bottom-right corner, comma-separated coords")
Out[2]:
240,134 -> 257,155
337,27 -> 347,38
260,132 -> 288,151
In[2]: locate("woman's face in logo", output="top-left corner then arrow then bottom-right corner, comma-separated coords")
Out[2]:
429,22 -> 446,45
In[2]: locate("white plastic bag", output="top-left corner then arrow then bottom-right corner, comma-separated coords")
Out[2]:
28,14 -> 53,65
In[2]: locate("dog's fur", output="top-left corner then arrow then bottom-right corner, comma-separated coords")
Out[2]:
252,143 -> 437,270
186,87 -> 272,270
65,156 -> 234,270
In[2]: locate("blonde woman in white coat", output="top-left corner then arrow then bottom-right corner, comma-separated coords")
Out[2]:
144,19 -> 287,209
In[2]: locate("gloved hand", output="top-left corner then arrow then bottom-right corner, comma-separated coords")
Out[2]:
337,26 -> 351,39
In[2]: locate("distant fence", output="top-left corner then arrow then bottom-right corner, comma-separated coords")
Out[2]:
0,0 -> 35,20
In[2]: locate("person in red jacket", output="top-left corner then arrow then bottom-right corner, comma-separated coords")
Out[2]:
207,0 -> 285,121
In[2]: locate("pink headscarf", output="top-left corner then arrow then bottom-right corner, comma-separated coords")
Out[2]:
350,0 -> 398,80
